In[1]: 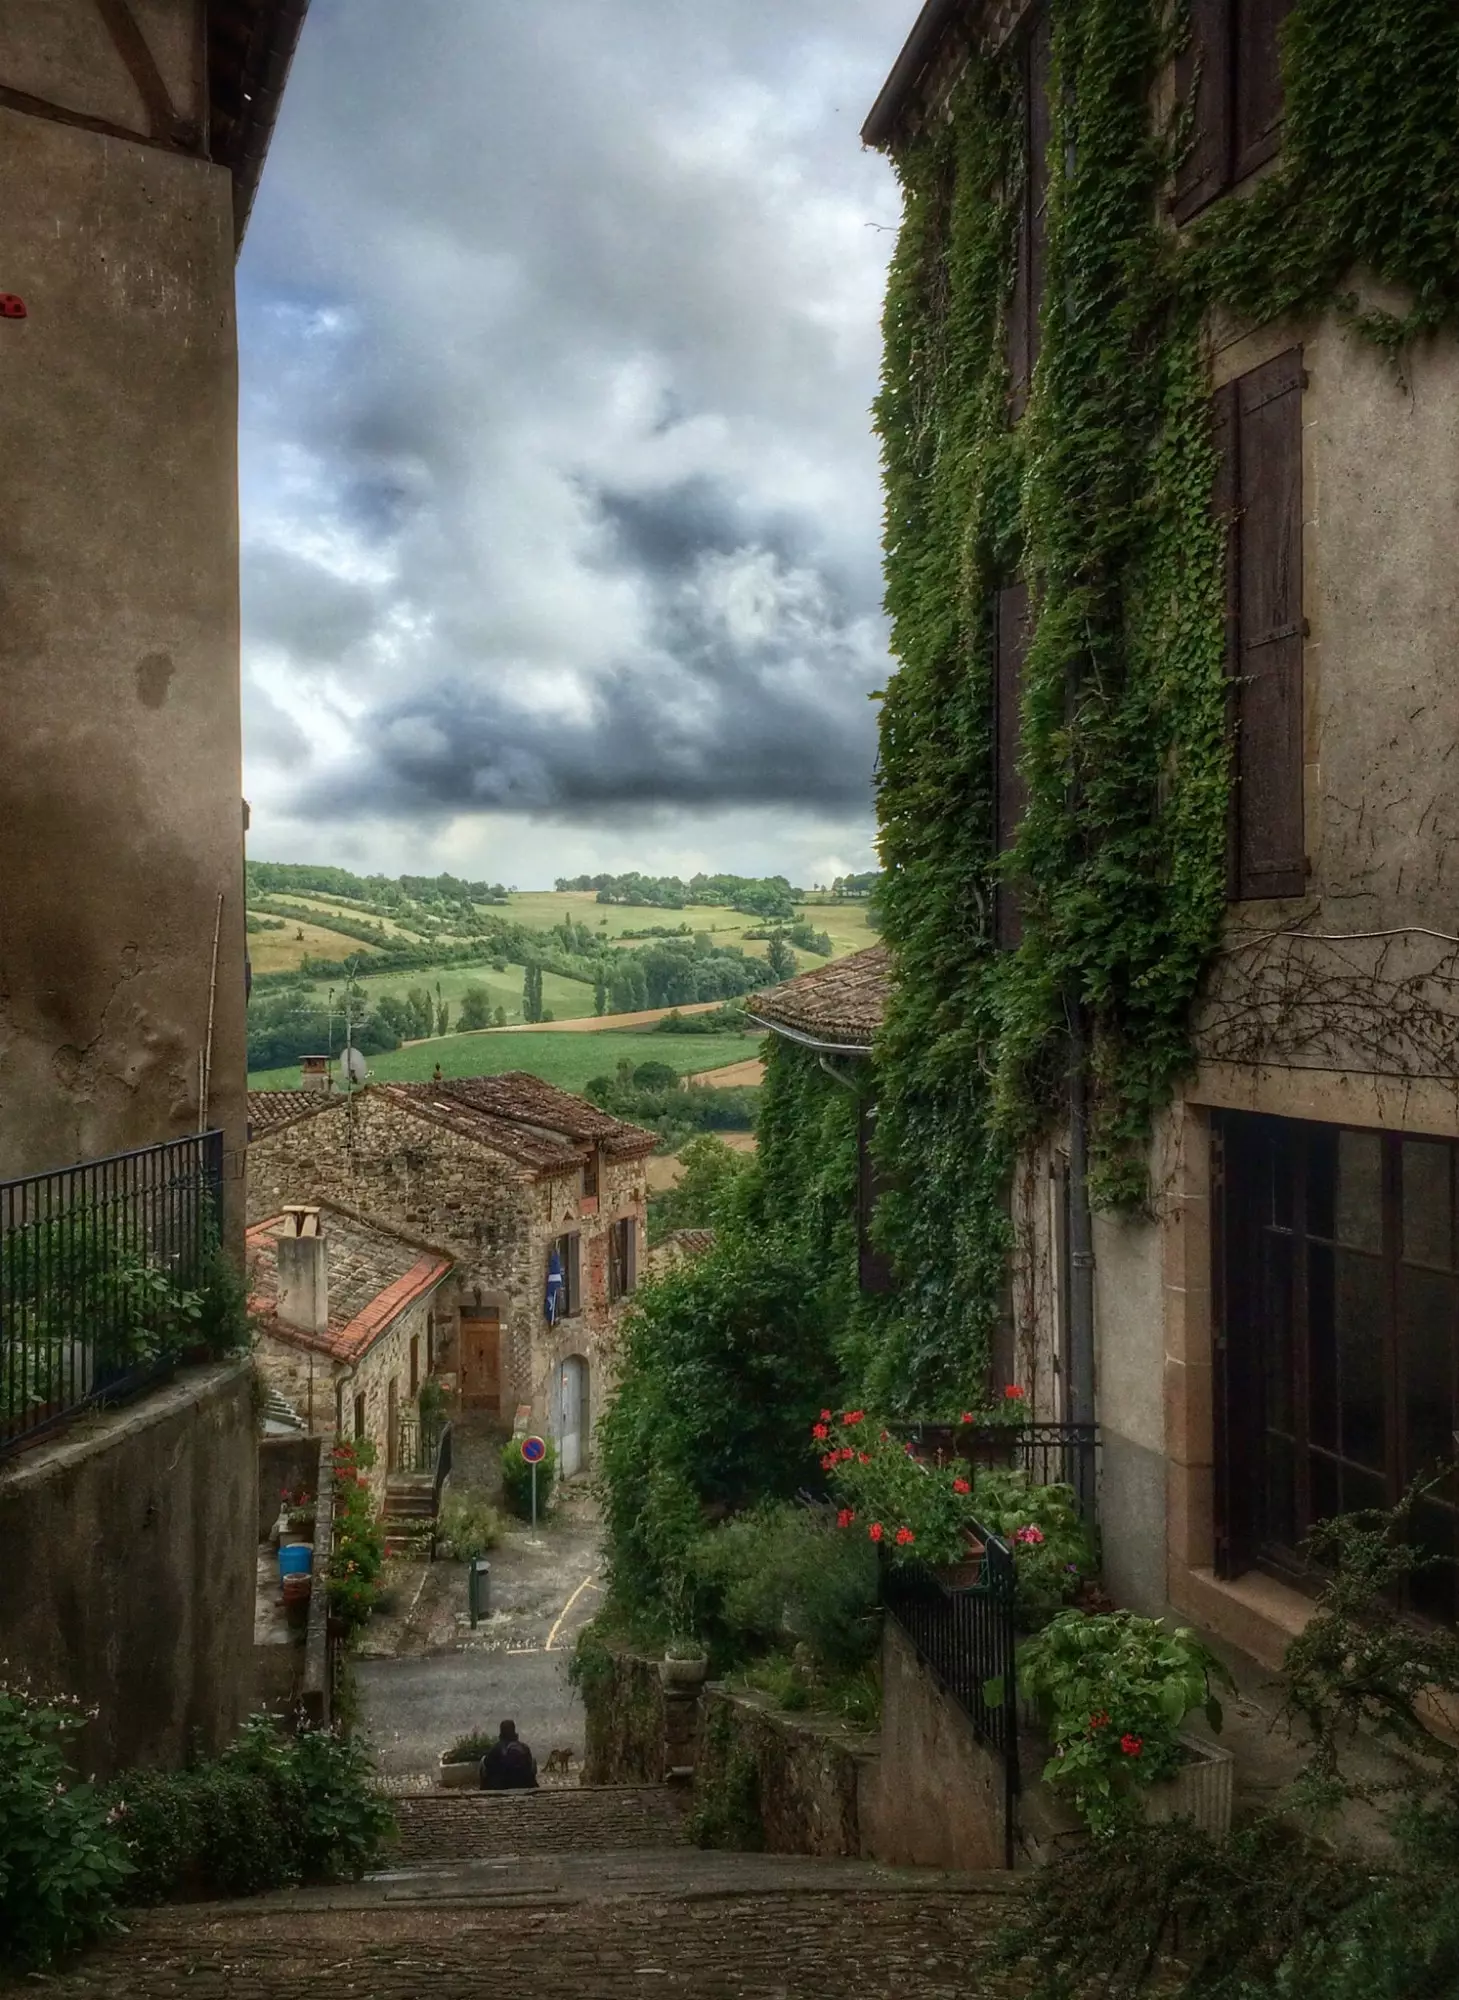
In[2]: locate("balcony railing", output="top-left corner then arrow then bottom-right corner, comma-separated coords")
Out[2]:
906,1420 -> 1101,1525
1,1132 -> 224,1456
881,1524 -> 1021,1868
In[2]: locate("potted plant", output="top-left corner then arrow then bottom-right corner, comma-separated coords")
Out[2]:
1019,1609 -> 1236,1837
439,1731 -> 496,1789
969,1467 -> 1096,1630
660,1639 -> 710,1688
278,1485 -> 315,1547
817,1413 -> 986,1586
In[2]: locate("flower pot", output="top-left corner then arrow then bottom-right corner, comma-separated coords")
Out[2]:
1139,1734 -> 1235,1837
932,1535 -> 986,1592
281,1572 -> 312,1613
438,1755 -> 481,1791
659,1655 -> 710,1689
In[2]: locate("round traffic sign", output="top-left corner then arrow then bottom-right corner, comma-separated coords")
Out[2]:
521,1435 -> 547,1464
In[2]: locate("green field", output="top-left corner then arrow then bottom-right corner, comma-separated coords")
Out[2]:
248,1028 -> 762,1094
504,891 -> 878,963
265,961 -> 591,1025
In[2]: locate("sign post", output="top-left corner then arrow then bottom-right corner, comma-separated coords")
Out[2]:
521,1434 -> 547,1530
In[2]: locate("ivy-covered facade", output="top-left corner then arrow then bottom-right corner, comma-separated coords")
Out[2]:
865,0 -> 1459,1644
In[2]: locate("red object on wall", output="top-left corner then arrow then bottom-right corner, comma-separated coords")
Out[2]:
0,295 -> 26,318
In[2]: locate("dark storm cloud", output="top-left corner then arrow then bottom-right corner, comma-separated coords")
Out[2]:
237,0 -> 907,853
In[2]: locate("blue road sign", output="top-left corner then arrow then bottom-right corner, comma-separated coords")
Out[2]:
521,1435 -> 547,1465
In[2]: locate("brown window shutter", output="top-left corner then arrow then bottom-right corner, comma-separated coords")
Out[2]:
1174,0 -> 1233,223
1233,349 -> 1305,900
1211,381 -> 1241,899
995,581 -> 1032,948
1233,0 -> 1292,182
626,1218 -> 637,1293
568,1233 -> 582,1315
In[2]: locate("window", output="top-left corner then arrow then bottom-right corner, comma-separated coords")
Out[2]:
858,1101 -> 894,1296
353,1393 -> 366,1442
994,581 -> 1033,947
1175,0 -> 1295,223
1008,6 -> 1053,416
550,1233 -> 582,1318
608,1218 -> 638,1303
426,1312 -> 435,1373
582,1150 -> 599,1203
1213,350 -> 1305,900
409,1334 -> 420,1400
1216,1113 -> 1459,1623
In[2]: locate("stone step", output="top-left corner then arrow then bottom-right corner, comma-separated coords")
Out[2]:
388,1785 -> 692,1864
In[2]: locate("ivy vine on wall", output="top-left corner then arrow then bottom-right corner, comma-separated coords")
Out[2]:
871,0 -> 1459,1406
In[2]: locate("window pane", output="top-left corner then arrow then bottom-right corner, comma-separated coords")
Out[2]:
1270,1121 -> 1296,1230
1307,1127 -> 1382,1250
1263,1230 -> 1296,1437
1308,1243 -> 1384,1466
1263,1431 -> 1297,1553
1338,1466 -> 1388,1519
1411,1491 -> 1459,1625
1403,1141 -> 1454,1271
1400,1265 -> 1455,1479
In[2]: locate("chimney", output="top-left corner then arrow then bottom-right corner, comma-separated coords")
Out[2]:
277,1206 -> 328,1337
299,1055 -> 334,1095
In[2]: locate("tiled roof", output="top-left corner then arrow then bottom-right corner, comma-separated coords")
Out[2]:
247,1206 -> 452,1363
387,1075 -> 658,1172
247,1089 -> 342,1138
746,946 -> 890,1051
664,1228 -> 717,1259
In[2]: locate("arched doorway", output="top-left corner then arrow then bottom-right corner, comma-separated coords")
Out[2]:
553,1356 -> 589,1479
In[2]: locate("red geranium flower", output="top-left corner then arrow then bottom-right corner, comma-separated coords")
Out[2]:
1004,1384 -> 1026,1401
1120,1735 -> 1143,1757
837,1509 -> 856,1529
843,1410 -> 865,1426
812,1423 -> 829,1440
959,1412 -> 975,1424
1089,1711 -> 1110,1730
895,1527 -> 915,1546
869,1522 -> 885,1543
820,1454 -> 837,1471
820,1410 -> 832,1421
953,1478 -> 971,1495
858,1452 -> 871,1464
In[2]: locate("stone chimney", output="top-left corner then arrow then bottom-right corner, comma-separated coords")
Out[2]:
277,1206 -> 329,1337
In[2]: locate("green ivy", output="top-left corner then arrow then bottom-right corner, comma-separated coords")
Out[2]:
872,0 -> 1459,1390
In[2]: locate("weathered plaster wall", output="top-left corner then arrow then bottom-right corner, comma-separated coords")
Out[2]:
866,1621 -> 1007,1870
0,87 -> 247,1238
0,1361 -> 256,1780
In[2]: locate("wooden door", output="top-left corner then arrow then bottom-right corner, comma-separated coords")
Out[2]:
459,1310 -> 501,1413
557,1356 -> 587,1479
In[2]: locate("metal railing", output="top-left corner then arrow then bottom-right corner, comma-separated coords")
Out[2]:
1,1132 -> 224,1456
882,1524 -> 1021,1869
429,1420 -> 453,1560
394,1413 -> 444,1476
906,1420 -> 1101,1525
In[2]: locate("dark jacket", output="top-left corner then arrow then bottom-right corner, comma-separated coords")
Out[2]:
480,1738 -> 538,1790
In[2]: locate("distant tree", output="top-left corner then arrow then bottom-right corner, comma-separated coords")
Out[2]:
632,1061 -> 679,1093
493,1005 -> 509,1028
540,1009 -> 554,1023
648,1135 -> 752,1246
457,984 -> 493,1032
594,971 -> 609,1017
373,993 -> 415,1041
522,963 -> 545,1024
436,1001 -> 450,1037
404,985 -> 435,1040
766,937 -> 797,982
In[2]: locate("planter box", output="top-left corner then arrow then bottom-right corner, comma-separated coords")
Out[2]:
438,1755 -> 481,1790
659,1655 -> 709,1689
1140,1734 -> 1235,1837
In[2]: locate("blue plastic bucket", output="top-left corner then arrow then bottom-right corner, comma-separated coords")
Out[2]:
278,1542 -> 313,1581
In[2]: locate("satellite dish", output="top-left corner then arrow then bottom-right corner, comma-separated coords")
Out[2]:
340,1047 -> 368,1086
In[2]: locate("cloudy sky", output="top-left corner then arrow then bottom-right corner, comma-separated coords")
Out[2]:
238,0 -> 913,890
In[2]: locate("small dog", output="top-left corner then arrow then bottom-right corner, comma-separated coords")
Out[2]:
542,1746 -> 575,1777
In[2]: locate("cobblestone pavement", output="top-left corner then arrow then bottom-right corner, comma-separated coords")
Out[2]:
25,1868 -> 1028,1998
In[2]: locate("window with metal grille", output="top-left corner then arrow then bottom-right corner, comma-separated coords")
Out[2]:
582,1150 -> 599,1202
1175,0 -> 1294,223
1216,1112 -> 1459,1624
1213,349 -> 1305,901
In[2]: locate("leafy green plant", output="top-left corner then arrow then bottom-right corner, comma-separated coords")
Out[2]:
0,1680 -> 131,1971
441,1731 -> 498,1764
1019,1610 -> 1231,1836
435,1496 -> 504,1562
328,1439 -> 386,1630
693,1501 -> 880,1676
500,1436 -> 555,1519
820,1416 -> 983,1568
969,1467 -> 1095,1628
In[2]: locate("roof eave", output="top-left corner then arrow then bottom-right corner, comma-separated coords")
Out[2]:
225,0 -> 310,251
752,1017 -> 875,1059
862,0 -> 966,149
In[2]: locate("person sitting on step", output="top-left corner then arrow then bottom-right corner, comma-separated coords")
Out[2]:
480,1719 -> 538,1791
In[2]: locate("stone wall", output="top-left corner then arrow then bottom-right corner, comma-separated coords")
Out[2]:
864,1621 -> 1010,1872
693,1686 -> 876,1858
0,1361 -> 256,1780
257,1433 -> 321,1539
581,1649 -> 669,1786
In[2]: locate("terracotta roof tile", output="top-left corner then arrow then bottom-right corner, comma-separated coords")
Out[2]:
746,946 -> 890,1050
388,1075 -> 658,1171
247,1089 -> 342,1137
247,1206 -> 452,1363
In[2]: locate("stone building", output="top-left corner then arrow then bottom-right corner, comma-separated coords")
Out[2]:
864,0 -> 1459,1662
248,1075 -> 656,1476
247,1204 -> 454,1497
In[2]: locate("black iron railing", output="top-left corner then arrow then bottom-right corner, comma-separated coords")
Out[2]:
907,1421 -> 1101,1525
429,1420 -> 453,1560
0,1132 -> 224,1456
395,1414 -> 443,1475
882,1524 -> 1021,1868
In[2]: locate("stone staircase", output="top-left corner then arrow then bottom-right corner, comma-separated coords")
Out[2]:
380,1471 -> 437,1555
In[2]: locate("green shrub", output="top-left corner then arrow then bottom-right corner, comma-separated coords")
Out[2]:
442,1732 -> 498,1763
501,1436 -> 555,1520
0,1681 -> 131,1971
694,1501 -> 879,1676
969,1467 -> 1096,1629
436,1496 -> 504,1561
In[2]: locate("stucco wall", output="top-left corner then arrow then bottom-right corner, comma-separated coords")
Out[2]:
865,1620 -> 1007,1870
0,1361 -> 256,1780
0,86 -> 247,1236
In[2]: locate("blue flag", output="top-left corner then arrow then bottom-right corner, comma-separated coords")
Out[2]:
544,1247 -> 564,1325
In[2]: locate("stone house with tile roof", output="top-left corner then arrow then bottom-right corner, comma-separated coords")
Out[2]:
247,1075 -> 656,1476
247,1204 -> 454,1497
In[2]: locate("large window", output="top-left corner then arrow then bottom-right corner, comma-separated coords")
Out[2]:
1213,349 -> 1305,900
1175,0 -> 1295,223
1217,1113 -> 1459,1622
549,1233 -> 582,1318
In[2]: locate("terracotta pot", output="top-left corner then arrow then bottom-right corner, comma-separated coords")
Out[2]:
281,1572 -> 313,1607
933,1535 -> 986,1592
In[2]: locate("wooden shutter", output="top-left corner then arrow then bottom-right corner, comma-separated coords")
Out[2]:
1173,0 -> 1232,222
1008,8 -> 1052,417
1233,349 -> 1305,899
995,582 -> 1032,948
1233,0 -> 1292,182
1211,380 -> 1242,898
567,1233 -> 582,1315
857,1101 -> 894,1296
